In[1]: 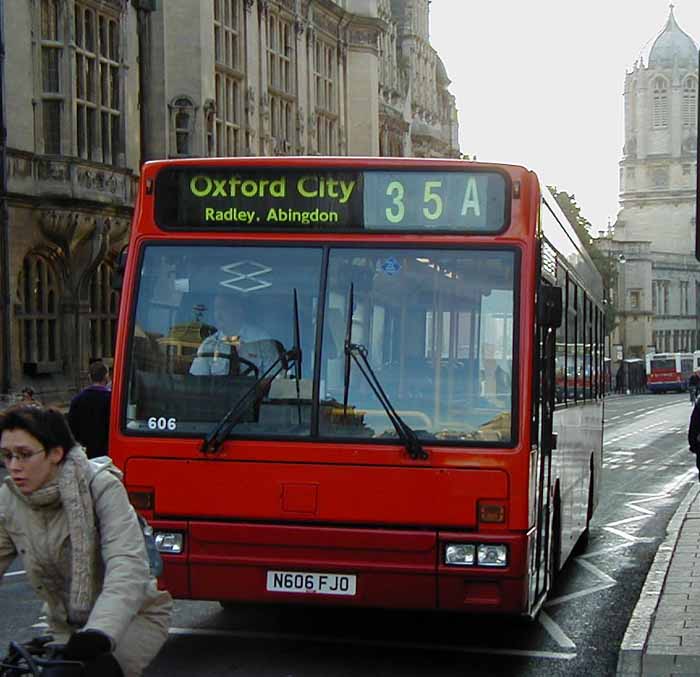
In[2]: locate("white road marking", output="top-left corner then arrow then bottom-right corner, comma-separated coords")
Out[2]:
167,627 -> 577,660
546,559 -> 616,607
537,611 -> 576,649
4,570 -> 25,578
545,583 -> 616,607
574,558 -> 617,583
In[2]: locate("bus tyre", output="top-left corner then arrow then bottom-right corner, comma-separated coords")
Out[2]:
219,601 -> 237,611
548,499 -> 561,591
575,469 -> 595,554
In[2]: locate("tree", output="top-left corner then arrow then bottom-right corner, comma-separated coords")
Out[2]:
547,187 -> 618,331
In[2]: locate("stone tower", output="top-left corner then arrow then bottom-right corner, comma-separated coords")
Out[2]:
611,6 -> 698,359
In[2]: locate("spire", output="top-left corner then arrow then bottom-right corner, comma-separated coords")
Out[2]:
647,5 -> 698,69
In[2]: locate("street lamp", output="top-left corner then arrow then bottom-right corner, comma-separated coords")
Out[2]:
695,47 -> 700,261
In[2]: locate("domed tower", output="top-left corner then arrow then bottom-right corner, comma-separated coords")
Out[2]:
619,5 -> 697,249
612,5 -> 698,359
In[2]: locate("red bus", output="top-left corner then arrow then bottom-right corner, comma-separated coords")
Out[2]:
645,352 -> 693,393
111,157 -> 605,618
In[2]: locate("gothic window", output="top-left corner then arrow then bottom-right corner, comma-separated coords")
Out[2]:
681,281 -> 689,316
267,9 -> 296,153
683,76 -> 697,128
41,0 -> 64,154
170,96 -> 195,157
652,167 -> 668,188
214,0 -> 245,156
629,290 -> 640,310
652,77 -> 668,129
74,2 -> 122,165
88,262 -> 118,361
314,38 -> 337,154
205,103 -> 216,157
17,254 -> 61,368
627,81 -> 637,132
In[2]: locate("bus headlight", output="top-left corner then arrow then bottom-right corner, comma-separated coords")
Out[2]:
477,544 -> 507,567
444,543 -> 508,567
445,544 -> 476,566
155,532 -> 184,554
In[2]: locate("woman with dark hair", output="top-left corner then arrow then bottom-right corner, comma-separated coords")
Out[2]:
0,404 -> 172,676
20,386 -> 40,405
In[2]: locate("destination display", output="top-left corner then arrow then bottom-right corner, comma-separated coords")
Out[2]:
154,167 -> 508,232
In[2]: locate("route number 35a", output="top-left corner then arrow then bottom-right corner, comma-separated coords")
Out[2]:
147,416 -> 177,431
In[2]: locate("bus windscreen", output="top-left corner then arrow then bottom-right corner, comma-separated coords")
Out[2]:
154,168 -> 508,233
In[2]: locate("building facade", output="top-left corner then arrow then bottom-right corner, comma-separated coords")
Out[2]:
605,7 -> 698,364
0,0 -> 459,405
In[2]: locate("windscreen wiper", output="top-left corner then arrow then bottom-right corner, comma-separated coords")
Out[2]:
292,288 -> 303,425
201,344 -> 300,454
342,286 -> 428,461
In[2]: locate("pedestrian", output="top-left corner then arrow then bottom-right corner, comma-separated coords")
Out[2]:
688,399 -> 700,480
68,361 -> 111,458
615,365 -> 624,394
689,370 -> 700,403
0,404 -> 172,676
20,386 -> 40,405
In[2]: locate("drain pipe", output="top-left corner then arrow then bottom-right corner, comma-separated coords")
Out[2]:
0,1 -> 11,395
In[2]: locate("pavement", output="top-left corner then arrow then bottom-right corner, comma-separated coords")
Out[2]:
617,481 -> 700,676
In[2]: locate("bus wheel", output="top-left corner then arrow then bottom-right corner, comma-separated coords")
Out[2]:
575,467 -> 594,554
219,601 -> 237,611
548,497 -> 562,592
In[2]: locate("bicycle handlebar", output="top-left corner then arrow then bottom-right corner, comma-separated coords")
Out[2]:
0,639 -> 85,676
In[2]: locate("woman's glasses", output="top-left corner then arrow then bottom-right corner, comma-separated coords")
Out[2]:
1,447 -> 46,465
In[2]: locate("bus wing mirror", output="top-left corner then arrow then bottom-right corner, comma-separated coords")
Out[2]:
538,286 -> 562,328
112,246 -> 128,291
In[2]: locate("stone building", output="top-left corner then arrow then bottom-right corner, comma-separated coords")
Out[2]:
0,0 -> 459,405
603,6 -> 698,364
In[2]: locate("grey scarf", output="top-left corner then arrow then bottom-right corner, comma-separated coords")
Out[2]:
21,446 -> 99,625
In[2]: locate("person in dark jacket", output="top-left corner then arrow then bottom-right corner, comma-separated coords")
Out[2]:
688,400 -> 700,480
689,370 -> 700,403
68,361 -> 111,458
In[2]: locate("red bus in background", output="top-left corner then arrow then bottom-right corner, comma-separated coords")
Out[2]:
110,157 -> 604,618
645,352 -> 694,393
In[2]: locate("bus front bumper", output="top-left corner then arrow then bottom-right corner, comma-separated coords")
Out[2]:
153,520 -> 530,614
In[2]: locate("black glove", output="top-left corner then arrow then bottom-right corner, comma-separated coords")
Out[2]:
63,629 -> 112,661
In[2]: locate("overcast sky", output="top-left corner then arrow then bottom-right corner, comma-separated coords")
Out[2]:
429,0 -> 700,232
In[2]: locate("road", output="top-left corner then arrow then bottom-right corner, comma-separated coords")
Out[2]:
0,393 -> 695,676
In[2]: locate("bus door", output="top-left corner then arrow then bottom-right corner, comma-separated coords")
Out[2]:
531,281 -> 562,606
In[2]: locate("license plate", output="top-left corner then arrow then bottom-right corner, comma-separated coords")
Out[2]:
266,570 -> 356,596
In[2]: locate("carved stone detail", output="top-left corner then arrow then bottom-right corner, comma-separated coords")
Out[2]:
260,92 -> 270,120
308,112 -> 317,139
8,155 -> 33,178
39,209 -> 112,296
246,86 -> 256,117
296,107 -> 305,137
312,8 -> 338,36
37,159 -> 69,182
76,168 -> 120,194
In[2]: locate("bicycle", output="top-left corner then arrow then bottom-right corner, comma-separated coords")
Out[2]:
0,636 -> 122,677
0,637 -> 84,676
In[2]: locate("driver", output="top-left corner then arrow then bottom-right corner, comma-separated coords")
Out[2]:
189,293 -> 273,376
